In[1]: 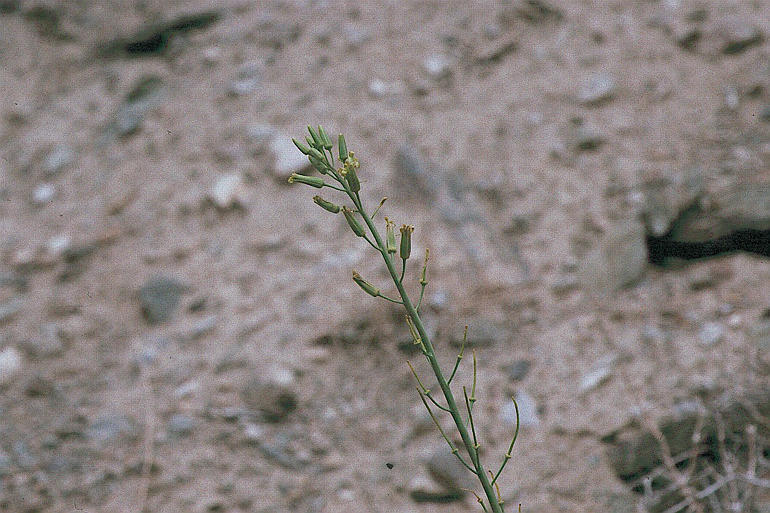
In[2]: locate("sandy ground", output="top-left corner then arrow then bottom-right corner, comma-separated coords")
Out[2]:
1,1 -> 769,512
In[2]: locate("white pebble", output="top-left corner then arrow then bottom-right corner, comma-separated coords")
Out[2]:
32,183 -> 56,204
0,347 -> 22,386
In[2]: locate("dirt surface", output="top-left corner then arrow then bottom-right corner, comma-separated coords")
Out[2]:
1,1 -> 769,512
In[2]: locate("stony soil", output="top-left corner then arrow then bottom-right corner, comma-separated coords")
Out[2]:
1,1 -> 769,512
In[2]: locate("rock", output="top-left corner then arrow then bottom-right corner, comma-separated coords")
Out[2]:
240,368 -> 298,422
110,75 -> 165,138
566,119 -> 606,151
580,354 -> 616,393
0,346 -> 22,386
86,415 -> 139,444
43,144 -> 74,175
698,322 -> 724,347
0,298 -> 22,324
719,19 -> 763,55
640,168 -> 704,237
229,63 -> 261,96
408,473 -> 463,503
578,72 -> 616,105
502,359 -> 531,381
208,173 -> 244,210
245,124 -> 276,152
167,414 -> 196,437
31,183 -> 56,204
269,135 -> 310,180
343,24 -> 371,49
21,323 -> 64,357
425,448 -> 475,495
424,54 -> 452,79
581,220 -> 648,291
139,276 -> 188,323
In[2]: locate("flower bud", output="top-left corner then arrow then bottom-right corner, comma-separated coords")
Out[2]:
342,206 -> 366,237
305,136 -> 315,148
307,125 -> 324,148
308,147 -> 325,162
308,156 -> 327,174
338,134 -> 348,162
292,138 -> 311,155
352,270 -> 379,297
385,218 -> 397,254
318,125 -> 333,150
288,173 -> 325,188
400,224 -> 414,260
312,195 -> 340,213
345,164 -> 360,193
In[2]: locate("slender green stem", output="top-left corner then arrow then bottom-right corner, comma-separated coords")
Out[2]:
491,397 -> 520,486
323,183 -> 346,192
464,386 -> 480,459
346,189 -> 503,513
417,388 -> 476,474
377,293 -> 403,305
447,326 -> 467,385
399,259 -> 406,283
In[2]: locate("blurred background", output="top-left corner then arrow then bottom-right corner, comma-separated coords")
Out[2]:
1,1 -> 769,512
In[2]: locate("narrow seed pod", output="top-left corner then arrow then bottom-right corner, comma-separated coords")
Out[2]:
400,225 -> 414,260
342,206 -> 366,237
345,164 -> 360,193
352,270 -> 379,297
305,136 -> 315,148
385,218 -> 397,254
287,173 -> 325,188
318,126 -> 333,149
338,134 -> 348,162
307,125 -> 324,148
312,195 -> 340,213
308,147 -> 325,162
292,138 -> 311,155
308,156 -> 327,174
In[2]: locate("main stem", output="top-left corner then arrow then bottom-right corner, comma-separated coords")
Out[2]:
351,194 -> 503,513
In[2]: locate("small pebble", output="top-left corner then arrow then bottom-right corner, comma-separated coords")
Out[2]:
44,144 -> 74,175
32,183 -> 56,204
699,322 -> 724,346
502,359 -> 531,381
167,414 -> 196,436
229,63 -> 261,96
209,173 -> 244,210
139,276 -> 188,324
0,346 -> 22,386
578,72 -> 616,105
424,54 -> 452,79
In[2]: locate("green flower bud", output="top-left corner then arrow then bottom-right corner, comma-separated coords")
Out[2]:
385,217 -> 397,255
345,164 -> 360,193
312,195 -> 340,213
400,224 -> 414,260
342,206 -> 366,237
318,125 -> 333,150
288,173 -> 325,188
307,125 -> 324,148
352,270 -> 379,297
308,156 -> 327,174
308,147 -> 325,161
305,135 -> 315,148
338,134 -> 348,162
292,138 -> 311,155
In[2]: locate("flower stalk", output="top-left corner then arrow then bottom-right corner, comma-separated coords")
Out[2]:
288,126 -> 520,513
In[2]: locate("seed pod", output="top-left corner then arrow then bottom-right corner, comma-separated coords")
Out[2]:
292,138 -> 311,155
318,126 -> 333,150
308,147 -> 325,161
400,225 -> 414,260
345,164 -> 360,193
342,206 -> 366,237
352,270 -> 379,297
308,156 -> 327,174
338,134 -> 348,162
312,195 -> 340,213
288,173 -> 325,188
385,218 -> 397,255
307,125 -> 324,148
305,136 -> 315,148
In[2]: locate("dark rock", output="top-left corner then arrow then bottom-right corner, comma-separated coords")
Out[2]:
0,298 -> 22,324
111,75 -> 165,138
97,10 -> 221,57
425,449 -> 475,495
240,370 -> 298,422
720,20 -> 763,55
139,276 -> 188,323
502,359 -> 531,381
